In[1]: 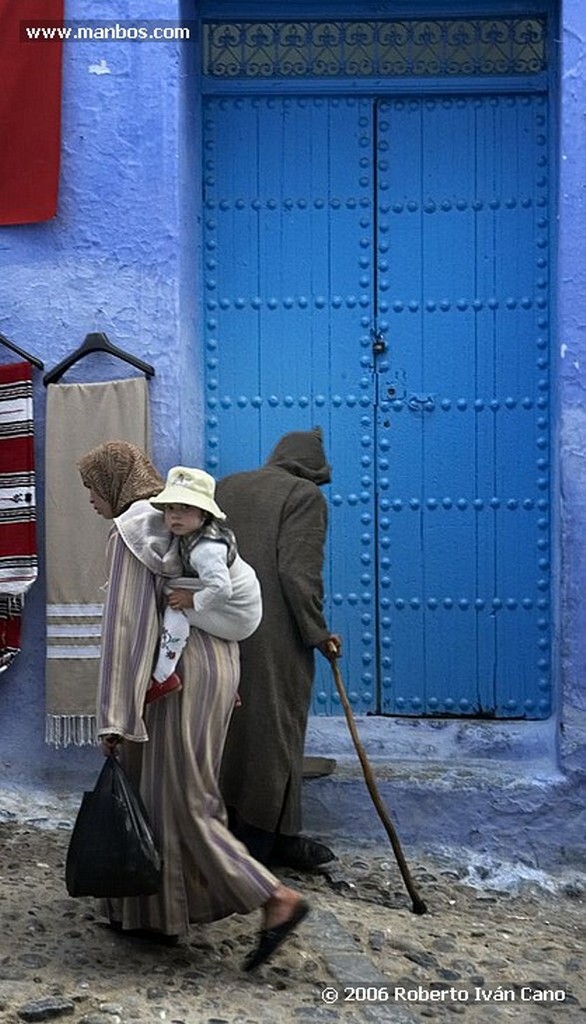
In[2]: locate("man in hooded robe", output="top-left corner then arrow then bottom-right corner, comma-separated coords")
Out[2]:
217,428 -> 342,870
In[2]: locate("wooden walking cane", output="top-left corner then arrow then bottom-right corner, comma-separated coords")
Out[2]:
328,654 -> 428,915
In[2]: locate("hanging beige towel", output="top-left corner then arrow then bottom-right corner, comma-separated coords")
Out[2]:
45,377 -> 151,746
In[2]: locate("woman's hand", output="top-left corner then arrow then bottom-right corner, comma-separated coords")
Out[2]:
166,588 -> 194,611
101,733 -> 122,756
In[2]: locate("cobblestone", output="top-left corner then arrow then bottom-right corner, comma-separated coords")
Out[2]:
0,823 -> 584,1023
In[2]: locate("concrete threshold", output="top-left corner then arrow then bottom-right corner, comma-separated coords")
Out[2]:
305,713 -> 560,768
303,714 -> 585,873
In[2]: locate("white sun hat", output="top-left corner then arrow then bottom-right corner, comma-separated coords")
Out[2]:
151,466 -> 226,519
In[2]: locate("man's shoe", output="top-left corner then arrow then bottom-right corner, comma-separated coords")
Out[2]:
269,834 -> 336,871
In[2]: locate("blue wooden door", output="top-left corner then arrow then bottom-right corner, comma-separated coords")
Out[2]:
374,95 -> 551,717
202,91 -> 551,719
203,96 -> 378,714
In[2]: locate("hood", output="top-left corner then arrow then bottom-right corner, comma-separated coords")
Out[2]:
265,427 -> 331,485
115,500 -> 183,576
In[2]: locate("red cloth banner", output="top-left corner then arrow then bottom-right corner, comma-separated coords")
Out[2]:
0,0 -> 64,225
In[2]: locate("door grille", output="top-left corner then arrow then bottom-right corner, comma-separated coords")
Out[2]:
203,18 -> 546,80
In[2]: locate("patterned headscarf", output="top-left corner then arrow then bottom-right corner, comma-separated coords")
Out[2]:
77,441 -> 164,518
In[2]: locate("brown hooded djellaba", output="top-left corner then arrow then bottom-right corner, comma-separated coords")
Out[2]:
217,428 -> 332,838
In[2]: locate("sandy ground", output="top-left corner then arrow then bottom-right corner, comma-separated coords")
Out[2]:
0,820 -> 584,1024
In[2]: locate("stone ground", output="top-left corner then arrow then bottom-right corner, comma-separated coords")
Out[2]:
0,820 -> 585,1024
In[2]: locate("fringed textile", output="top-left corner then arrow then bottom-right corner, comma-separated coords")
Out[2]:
44,713 -> 97,748
45,377 -> 151,745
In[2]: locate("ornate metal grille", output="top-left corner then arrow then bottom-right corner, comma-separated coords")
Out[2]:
203,18 -> 546,79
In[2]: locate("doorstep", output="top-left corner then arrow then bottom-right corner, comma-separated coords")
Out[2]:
302,714 -> 586,872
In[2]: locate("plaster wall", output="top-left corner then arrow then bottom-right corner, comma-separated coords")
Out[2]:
0,1 -> 584,866
0,0 -> 200,788
558,0 -> 586,774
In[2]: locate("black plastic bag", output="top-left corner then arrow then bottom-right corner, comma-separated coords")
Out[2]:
65,755 -> 162,898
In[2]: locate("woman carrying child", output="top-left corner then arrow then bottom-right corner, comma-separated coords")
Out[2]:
77,440 -> 309,970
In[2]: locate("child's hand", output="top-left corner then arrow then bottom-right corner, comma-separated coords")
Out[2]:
167,588 -> 194,610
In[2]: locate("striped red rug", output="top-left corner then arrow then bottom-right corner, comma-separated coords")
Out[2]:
0,361 -> 37,672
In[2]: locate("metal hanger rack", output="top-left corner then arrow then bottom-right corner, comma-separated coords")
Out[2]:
0,332 -> 44,370
43,332 -> 155,385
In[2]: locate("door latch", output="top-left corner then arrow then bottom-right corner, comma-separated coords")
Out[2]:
407,394 -> 436,412
371,328 -> 387,356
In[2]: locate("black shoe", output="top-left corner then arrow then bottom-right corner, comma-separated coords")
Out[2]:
243,898 -> 310,971
226,808 -> 276,864
268,834 -> 336,871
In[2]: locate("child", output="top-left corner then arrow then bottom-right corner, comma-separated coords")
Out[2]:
146,466 -> 262,704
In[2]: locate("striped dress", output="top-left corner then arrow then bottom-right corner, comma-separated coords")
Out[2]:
98,526 -> 278,935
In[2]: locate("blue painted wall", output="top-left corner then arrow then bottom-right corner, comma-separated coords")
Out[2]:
558,0 -> 586,770
0,0 -> 585,807
0,0 -> 201,787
